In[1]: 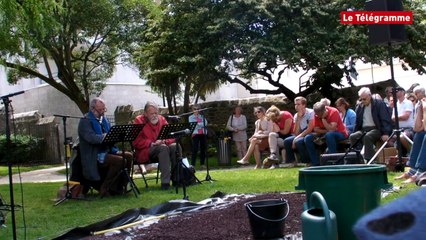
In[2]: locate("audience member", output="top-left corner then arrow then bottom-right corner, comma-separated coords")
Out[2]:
395,86 -> 426,183
384,86 -> 393,107
320,98 -> 331,106
265,105 -> 294,162
132,101 -> 179,190
335,97 -> 356,135
350,87 -> 393,162
237,106 -> 273,169
391,86 -> 414,154
407,92 -> 417,114
283,96 -> 315,164
78,97 -> 132,197
312,102 -> 348,153
372,93 -> 382,100
226,106 -> 248,160
189,104 -> 208,170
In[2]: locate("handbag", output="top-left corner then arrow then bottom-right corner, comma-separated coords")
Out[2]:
225,115 -> 234,139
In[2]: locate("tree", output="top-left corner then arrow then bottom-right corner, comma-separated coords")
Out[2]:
136,0 -> 426,104
0,0 -> 156,113
219,0 -> 426,101
135,0 -> 229,114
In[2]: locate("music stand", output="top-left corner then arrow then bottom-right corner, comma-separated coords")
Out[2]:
157,122 -> 199,200
102,124 -> 144,197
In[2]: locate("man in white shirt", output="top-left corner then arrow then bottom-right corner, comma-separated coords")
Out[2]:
392,86 -> 414,154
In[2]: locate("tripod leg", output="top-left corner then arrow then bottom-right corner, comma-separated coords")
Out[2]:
125,169 -> 140,197
367,132 -> 395,165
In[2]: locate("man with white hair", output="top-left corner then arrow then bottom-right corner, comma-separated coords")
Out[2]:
133,101 -> 179,190
78,97 -> 132,197
349,87 -> 393,162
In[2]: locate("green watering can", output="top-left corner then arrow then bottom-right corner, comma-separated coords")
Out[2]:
301,191 -> 338,240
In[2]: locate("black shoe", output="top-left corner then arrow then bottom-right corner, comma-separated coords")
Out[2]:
161,183 -> 170,190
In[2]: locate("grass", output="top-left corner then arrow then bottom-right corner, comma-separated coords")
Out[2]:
0,158 -> 419,239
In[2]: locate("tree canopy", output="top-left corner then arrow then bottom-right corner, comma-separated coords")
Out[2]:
0,0 -> 157,113
137,0 -> 426,108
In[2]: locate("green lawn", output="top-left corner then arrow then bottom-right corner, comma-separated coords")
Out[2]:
0,161 -> 419,239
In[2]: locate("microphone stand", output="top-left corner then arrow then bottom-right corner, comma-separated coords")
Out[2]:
1,90 -> 25,240
198,108 -> 215,182
53,114 -> 85,206
169,108 -> 216,182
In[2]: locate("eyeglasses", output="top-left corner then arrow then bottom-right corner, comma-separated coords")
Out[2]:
359,98 -> 367,101
255,111 -> 262,114
96,107 -> 107,113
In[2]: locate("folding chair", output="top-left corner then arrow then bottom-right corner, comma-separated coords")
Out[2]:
131,148 -> 160,188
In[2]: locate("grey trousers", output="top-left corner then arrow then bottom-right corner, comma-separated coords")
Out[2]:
350,129 -> 381,161
149,143 -> 180,184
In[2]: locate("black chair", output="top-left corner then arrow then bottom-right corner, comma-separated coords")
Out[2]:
131,147 -> 160,188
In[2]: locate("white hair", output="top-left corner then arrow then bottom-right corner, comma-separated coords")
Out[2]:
413,86 -> 425,95
358,87 -> 371,97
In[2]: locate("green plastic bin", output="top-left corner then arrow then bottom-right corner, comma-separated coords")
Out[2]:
295,164 -> 392,240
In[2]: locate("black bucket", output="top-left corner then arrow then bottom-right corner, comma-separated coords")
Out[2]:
244,199 -> 289,239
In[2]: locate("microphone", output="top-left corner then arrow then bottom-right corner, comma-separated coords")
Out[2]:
53,114 -> 72,118
166,115 -> 181,120
170,129 -> 191,136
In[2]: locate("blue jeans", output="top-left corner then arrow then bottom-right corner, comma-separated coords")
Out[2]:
409,131 -> 426,171
325,131 -> 347,153
304,133 -> 319,166
284,135 -> 311,163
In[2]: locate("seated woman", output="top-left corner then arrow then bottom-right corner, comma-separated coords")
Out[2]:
237,106 -> 273,169
265,105 -> 294,163
335,97 -> 356,135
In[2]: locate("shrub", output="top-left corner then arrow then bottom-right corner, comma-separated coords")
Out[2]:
0,134 -> 45,165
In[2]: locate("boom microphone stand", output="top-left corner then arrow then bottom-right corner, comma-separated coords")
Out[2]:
1,90 -> 24,240
197,108 -> 216,182
157,122 -> 199,199
366,44 -> 405,172
54,114 -> 85,206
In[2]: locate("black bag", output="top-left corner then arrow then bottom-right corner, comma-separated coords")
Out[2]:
172,164 -> 197,187
320,152 -> 364,165
226,115 -> 234,140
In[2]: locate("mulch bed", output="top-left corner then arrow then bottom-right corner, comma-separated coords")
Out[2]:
87,192 -> 306,240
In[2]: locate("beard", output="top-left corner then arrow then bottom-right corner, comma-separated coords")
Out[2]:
150,116 -> 159,125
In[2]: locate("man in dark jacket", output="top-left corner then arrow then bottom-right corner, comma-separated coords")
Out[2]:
349,87 -> 393,162
78,97 -> 132,197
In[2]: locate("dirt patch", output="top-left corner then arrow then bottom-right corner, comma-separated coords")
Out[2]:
87,192 -> 306,240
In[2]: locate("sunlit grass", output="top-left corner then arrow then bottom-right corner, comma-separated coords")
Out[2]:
0,163 -> 419,239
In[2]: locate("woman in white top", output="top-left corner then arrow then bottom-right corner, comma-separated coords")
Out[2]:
227,106 -> 248,160
237,106 -> 273,169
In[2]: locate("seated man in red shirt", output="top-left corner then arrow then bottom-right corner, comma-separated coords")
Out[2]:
132,101 -> 179,190
312,101 -> 348,154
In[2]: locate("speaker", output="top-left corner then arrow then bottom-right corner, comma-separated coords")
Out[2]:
365,0 -> 406,45
320,152 -> 364,165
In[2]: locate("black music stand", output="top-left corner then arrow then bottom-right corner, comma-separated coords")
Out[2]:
102,124 -> 144,197
157,122 -> 199,200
